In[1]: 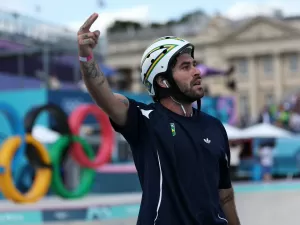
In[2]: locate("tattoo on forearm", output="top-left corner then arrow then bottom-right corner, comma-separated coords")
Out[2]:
81,60 -> 105,85
219,189 -> 240,225
220,190 -> 234,205
118,98 -> 129,107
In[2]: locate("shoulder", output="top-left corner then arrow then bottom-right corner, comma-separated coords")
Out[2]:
200,111 -> 224,129
124,98 -> 160,121
200,111 -> 228,142
113,92 -> 154,110
126,98 -> 156,111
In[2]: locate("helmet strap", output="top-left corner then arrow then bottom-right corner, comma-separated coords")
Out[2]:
154,73 -> 199,117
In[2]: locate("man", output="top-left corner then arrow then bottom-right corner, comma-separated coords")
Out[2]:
258,142 -> 274,182
77,13 -> 241,225
229,142 -> 241,180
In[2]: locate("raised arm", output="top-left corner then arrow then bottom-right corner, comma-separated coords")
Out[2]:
77,13 -> 128,126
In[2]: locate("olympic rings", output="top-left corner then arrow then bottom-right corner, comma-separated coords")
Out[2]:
23,103 -> 97,199
0,102 -> 114,203
69,104 -> 115,169
0,135 -> 52,203
50,135 -> 96,199
24,103 -> 72,170
25,103 -> 71,135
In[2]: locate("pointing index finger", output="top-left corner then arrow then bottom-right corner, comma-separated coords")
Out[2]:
80,13 -> 98,32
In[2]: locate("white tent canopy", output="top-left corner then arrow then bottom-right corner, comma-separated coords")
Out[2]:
223,123 -> 243,140
239,123 -> 293,139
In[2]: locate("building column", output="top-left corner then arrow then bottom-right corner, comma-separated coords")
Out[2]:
274,53 -> 283,102
130,66 -> 143,93
248,55 -> 258,120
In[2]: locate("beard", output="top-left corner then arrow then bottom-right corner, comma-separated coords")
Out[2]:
175,83 -> 204,104
164,75 -> 204,104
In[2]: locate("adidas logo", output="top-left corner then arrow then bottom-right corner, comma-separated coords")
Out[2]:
203,138 -> 211,144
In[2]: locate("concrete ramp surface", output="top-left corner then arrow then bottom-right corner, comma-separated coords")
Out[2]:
0,181 -> 299,225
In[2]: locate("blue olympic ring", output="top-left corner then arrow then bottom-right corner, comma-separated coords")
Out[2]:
0,102 -> 26,173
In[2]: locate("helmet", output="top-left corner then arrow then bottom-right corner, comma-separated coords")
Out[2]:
140,36 -> 194,96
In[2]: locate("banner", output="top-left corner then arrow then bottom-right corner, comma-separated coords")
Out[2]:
86,204 -> 140,221
0,211 -> 42,225
0,88 -> 48,140
42,208 -> 87,222
201,96 -> 237,125
48,90 -> 95,125
0,204 -> 140,224
47,90 -> 152,125
47,90 -> 237,125
48,90 -> 94,115
47,90 -> 152,115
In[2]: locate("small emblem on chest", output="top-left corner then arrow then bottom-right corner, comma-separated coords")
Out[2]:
203,138 -> 211,144
170,123 -> 176,136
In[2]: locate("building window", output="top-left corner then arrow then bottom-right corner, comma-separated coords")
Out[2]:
288,53 -> 298,73
262,56 -> 273,76
235,58 -> 248,77
265,93 -> 274,105
239,95 -> 249,115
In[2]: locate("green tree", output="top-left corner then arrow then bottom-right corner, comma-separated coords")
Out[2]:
108,20 -> 142,33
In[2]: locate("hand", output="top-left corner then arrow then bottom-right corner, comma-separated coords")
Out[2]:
77,13 -> 100,57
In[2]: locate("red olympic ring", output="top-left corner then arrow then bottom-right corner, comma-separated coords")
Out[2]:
69,104 -> 115,169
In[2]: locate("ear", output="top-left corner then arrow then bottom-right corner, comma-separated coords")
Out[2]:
156,76 -> 169,88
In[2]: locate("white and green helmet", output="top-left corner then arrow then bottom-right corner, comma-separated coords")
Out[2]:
140,36 -> 194,96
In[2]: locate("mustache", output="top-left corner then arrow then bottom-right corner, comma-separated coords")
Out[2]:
191,76 -> 201,85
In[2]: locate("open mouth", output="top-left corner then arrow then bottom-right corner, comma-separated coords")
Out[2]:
193,80 -> 201,86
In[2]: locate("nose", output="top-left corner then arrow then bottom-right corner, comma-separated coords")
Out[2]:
193,66 -> 201,79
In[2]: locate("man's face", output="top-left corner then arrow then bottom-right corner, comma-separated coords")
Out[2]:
172,53 -> 204,101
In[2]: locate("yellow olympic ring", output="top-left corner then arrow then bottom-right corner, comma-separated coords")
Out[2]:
0,135 -> 52,204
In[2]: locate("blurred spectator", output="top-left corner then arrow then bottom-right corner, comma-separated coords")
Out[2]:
258,142 -> 275,182
229,141 -> 242,180
289,110 -> 300,133
254,93 -> 300,134
289,96 -> 300,133
274,103 -> 290,128
257,105 -> 272,124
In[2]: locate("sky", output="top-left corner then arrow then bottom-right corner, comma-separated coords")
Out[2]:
0,0 -> 300,34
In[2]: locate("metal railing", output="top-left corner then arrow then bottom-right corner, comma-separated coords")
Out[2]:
0,10 -> 106,54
